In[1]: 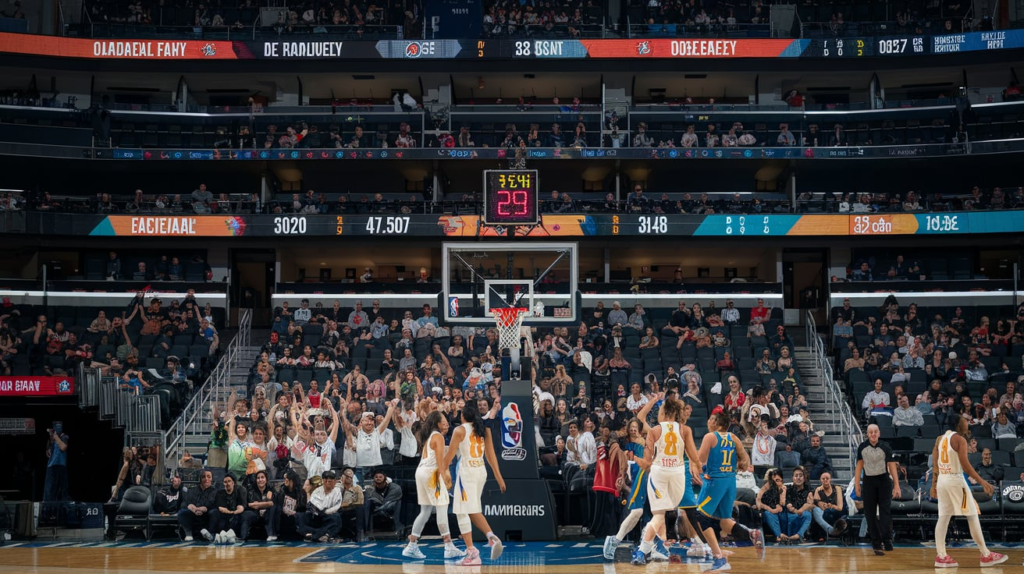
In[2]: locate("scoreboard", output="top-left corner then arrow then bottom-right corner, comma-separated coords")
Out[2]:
483,170 -> 540,226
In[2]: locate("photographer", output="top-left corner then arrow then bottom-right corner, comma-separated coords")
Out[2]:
44,423 -> 69,501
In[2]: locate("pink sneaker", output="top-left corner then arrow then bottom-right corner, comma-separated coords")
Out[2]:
980,552 -> 1008,567
461,547 -> 482,566
934,555 -> 958,568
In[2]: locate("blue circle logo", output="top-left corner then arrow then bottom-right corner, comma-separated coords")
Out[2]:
743,149 -> 753,158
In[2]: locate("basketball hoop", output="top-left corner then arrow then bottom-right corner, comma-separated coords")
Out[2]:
491,307 -> 528,350
492,307 -> 527,380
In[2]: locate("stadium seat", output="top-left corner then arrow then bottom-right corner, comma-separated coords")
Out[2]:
115,486 -> 152,539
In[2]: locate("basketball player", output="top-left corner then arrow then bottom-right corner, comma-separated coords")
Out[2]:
403,412 -> 464,560
696,411 -> 758,573
603,395 -> 659,560
675,400 -> 713,559
931,413 -> 1007,568
441,404 -> 507,564
630,398 -> 703,565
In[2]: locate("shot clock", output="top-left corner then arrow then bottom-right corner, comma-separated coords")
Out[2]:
482,169 -> 539,226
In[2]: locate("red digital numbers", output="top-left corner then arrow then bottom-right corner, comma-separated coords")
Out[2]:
496,190 -> 529,216
485,170 -> 536,225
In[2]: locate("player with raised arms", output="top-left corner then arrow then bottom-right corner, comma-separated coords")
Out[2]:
931,412 -> 1007,568
403,411 -> 464,560
442,403 -> 508,564
696,410 -> 758,572
629,397 -> 703,565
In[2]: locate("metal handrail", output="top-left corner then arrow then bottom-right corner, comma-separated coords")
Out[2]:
806,310 -> 863,477
164,308 -> 251,468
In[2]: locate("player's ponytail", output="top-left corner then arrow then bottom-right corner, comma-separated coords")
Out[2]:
709,411 -> 730,431
462,403 -> 486,439
419,411 -> 445,448
659,397 -> 684,422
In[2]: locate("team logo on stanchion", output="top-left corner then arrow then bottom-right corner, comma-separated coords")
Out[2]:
501,402 -> 527,461
1004,484 -> 1024,502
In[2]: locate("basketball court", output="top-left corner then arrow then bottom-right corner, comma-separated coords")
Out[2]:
0,540 -> 1015,573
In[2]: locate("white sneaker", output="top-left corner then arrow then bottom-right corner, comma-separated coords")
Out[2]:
266,536 -> 277,542
225,529 -> 237,544
214,532 -> 224,544
201,529 -> 214,542
489,537 -> 504,561
445,545 -> 467,559
403,543 -> 426,560
648,548 -> 669,562
183,535 -> 194,542
603,536 -> 618,561
461,547 -> 482,565
687,544 -> 705,557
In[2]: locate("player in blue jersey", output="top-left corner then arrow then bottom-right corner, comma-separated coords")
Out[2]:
696,410 -> 758,572
603,394 -> 658,560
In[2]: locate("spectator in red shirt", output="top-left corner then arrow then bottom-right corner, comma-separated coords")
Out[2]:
723,375 -> 746,415
750,298 -> 770,325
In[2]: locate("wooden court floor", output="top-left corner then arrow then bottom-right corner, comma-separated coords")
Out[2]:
0,543 -> 1018,574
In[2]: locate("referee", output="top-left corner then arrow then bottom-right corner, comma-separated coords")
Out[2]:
854,423 -> 900,556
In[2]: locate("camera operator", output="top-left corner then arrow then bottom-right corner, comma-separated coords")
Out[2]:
44,423 -> 69,501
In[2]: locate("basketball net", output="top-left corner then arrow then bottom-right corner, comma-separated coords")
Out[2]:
492,307 -> 527,380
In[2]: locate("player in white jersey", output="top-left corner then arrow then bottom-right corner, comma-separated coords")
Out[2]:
631,398 -> 702,565
441,404 -> 507,564
931,413 -> 1006,568
403,411 -> 464,560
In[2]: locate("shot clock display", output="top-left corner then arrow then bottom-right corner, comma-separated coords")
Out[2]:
483,169 -> 540,225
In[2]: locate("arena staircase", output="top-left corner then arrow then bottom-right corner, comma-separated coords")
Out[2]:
164,309 -> 257,468
795,311 -> 864,482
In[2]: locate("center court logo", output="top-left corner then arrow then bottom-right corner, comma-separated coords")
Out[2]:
501,402 -> 527,461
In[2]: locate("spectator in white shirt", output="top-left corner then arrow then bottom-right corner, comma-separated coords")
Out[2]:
892,395 -> 923,427
861,379 -> 891,418
626,383 -> 649,414
722,300 -> 740,324
298,469 -> 343,541
293,299 -> 312,325
565,417 -> 597,470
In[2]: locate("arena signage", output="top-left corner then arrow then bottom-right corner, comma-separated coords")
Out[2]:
107,141 -> 1011,163
6,212 -> 1024,238
0,376 -> 74,397
1,31 -> 1023,61
0,33 -> 241,59
262,41 -> 345,58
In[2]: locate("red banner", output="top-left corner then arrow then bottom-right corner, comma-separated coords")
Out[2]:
0,33 -> 243,60
579,38 -> 795,58
0,376 -> 75,397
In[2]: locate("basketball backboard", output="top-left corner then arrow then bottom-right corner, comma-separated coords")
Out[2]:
440,241 -> 580,326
